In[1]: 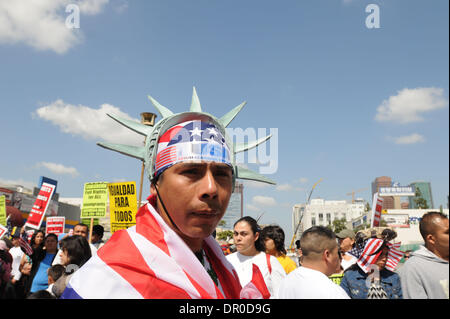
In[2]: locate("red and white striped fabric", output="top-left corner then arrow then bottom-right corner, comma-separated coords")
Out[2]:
385,242 -> 403,271
371,193 -> 384,227
357,238 -> 404,273
62,195 -> 243,299
357,238 -> 384,273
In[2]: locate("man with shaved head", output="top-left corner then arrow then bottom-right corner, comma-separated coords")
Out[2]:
399,211 -> 449,299
277,226 -> 349,298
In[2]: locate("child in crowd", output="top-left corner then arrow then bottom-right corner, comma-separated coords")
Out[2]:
46,264 -> 65,297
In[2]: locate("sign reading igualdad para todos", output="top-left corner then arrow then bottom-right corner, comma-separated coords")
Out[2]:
108,181 -> 137,233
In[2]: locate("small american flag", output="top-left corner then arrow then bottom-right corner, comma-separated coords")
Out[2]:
357,238 -> 384,273
385,242 -> 403,271
19,237 -> 33,256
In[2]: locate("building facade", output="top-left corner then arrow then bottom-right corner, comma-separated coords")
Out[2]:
292,198 -> 366,242
372,176 -> 394,209
408,181 -> 434,209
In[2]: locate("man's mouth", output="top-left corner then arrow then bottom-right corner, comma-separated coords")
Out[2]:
191,210 -> 220,217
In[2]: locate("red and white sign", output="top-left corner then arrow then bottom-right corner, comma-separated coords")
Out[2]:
25,182 -> 56,230
46,216 -> 65,235
371,192 -> 384,227
0,224 -> 7,239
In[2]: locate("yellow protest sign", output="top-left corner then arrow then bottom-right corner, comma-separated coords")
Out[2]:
81,182 -> 108,219
108,181 -> 137,233
0,195 -> 6,226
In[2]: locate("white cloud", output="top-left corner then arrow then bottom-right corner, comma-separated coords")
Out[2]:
242,180 -> 271,189
375,87 -> 448,124
0,177 -> 35,190
299,177 -> 308,184
114,0 -> 129,13
78,0 -> 109,15
252,195 -> 277,207
276,184 -> 293,192
0,0 -> 108,54
33,99 -> 144,146
245,204 -> 261,212
390,133 -> 426,145
36,162 -> 80,177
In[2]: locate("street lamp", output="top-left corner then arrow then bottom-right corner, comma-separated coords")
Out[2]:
138,112 -> 157,207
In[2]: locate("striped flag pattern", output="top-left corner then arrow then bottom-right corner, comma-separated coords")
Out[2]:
357,238 -> 404,273
385,242 -> 403,271
357,238 -> 384,273
155,145 -> 177,172
19,237 -> 33,256
61,194 -> 244,299
371,193 -> 384,227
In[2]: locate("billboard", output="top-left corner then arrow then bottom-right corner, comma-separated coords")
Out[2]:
381,214 -> 410,228
379,185 -> 415,197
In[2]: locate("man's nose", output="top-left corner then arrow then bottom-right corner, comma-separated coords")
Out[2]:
199,168 -> 218,199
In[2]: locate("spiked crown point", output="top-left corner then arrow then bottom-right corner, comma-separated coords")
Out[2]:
97,88 -> 276,186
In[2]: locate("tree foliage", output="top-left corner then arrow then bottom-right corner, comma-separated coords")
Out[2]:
216,230 -> 233,241
414,188 -> 429,209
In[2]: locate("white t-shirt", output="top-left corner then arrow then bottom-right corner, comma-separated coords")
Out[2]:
226,251 -> 286,298
341,253 -> 357,271
9,246 -> 24,281
277,266 -> 350,299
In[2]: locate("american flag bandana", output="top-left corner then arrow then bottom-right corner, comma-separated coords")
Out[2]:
357,238 -> 404,273
61,194 -> 244,299
155,120 -> 231,177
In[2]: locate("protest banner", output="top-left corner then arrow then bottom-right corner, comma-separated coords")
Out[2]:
46,216 -> 65,235
108,181 -> 137,233
370,192 -> 384,227
25,182 -> 56,230
80,182 -> 108,219
0,195 -> 6,226
81,182 -> 108,242
0,224 -> 7,239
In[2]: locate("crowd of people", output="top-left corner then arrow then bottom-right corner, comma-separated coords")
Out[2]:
0,210 -> 448,299
1,94 -> 448,299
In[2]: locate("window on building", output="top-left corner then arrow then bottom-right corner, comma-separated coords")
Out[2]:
311,217 -> 316,226
319,213 -> 323,221
326,213 -> 331,221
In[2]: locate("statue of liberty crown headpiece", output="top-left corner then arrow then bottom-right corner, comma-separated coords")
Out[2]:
97,87 -> 276,188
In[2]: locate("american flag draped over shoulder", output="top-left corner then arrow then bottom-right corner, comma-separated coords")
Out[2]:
61,194 -> 245,299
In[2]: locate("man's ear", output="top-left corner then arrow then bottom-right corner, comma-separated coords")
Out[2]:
426,233 -> 435,246
150,183 -> 157,197
323,249 -> 330,262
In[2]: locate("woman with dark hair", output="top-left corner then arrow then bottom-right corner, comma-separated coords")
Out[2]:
26,233 -> 59,296
260,225 -> 297,274
340,238 -> 403,299
52,235 -> 92,298
226,216 -> 286,298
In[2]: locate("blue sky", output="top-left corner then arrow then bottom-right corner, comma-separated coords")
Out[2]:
0,0 -> 448,241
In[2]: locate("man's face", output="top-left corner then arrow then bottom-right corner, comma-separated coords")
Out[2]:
339,237 -> 354,253
45,236 -> 58,253
74,225 -> 88,238
325,244 -> 341,276
151,161 -> 233,242
430,217 -> 449,261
